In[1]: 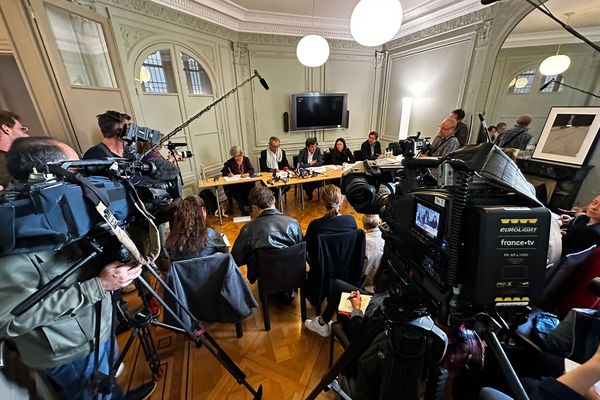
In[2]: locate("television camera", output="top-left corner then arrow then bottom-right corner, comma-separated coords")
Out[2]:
343,142 -> 549,323
0,157 -> 181,257
387,132 -> 431,158
307,143 -> 550,400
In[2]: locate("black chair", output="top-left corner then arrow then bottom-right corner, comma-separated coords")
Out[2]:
353,150 -> 365,162
253,242 -> 308,331
307,230 -> 366,314
165,253 -> 257,338
323,151 -> 334,165
292,155 -> 300,169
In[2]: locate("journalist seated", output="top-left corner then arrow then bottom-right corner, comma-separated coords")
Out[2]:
231,186 -> 303,285
0,136 -> 155,399
561,194 -> 600,258
165,195 -> 229,261
304,184 -> 359,337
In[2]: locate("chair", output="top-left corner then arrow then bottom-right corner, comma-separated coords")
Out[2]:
323,151 -> 333,165
164,253 -> 258,338
252,242 -> 308,331
354,150 -> 365,162
307,230 -> 366,314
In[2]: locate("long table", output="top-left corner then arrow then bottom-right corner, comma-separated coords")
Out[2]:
198,168 -> 347,223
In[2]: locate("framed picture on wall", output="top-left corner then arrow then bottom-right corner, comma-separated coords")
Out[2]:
533,106 -> 600,165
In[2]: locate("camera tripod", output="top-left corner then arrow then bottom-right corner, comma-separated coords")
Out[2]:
11,240 -> 263,399
306,285 -> 530,400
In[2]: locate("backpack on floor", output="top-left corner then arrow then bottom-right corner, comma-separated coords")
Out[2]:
199,189 -> 218,214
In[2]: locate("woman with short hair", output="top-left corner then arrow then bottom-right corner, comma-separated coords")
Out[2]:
221,145 -> 255,215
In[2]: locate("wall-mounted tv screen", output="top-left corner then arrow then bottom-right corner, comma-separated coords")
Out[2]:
290,93 -> 348,131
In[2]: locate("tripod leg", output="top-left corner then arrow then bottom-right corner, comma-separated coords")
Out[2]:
305,322 -> 383,400
114,327 -> 140,373
480,330 -> 529,400
135,272 -> 263,398
137,326 -> 162,380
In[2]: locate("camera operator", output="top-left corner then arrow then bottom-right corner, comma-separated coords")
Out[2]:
83,111 -> 130,159
0,137 -> 155,399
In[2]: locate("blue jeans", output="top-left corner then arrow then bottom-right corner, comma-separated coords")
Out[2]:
45,339 -> 122,400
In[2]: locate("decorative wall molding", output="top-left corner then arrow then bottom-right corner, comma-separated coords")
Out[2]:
232,42 -> 248,65
475,20 -> 492,48
119,25 -> 155,52
385,6 -> 493,50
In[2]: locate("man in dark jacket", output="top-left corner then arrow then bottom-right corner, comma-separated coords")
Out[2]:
232,186 -> 303,284
360,131 -> 382,160
450,108 -> 469,147
494,115 -> 533,150
297,137 -> 323,200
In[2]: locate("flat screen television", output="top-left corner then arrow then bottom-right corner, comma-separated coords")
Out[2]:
290,93 -> 348,131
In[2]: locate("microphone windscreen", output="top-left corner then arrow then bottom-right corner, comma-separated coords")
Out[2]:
539,79 -> 554,91
478,113 -> 485,122
480,0 -> 500,4
149,159 -> 180,181
259,78 -> 270,90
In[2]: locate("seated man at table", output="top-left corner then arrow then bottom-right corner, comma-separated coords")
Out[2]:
360,131 -> 383,160
260,136 -> 290,200
297,137 -> 323,201
232,187 -> 303,301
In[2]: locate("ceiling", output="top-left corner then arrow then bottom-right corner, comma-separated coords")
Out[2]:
505,0 -> 600,48
152,0 -> 486,41
151,0 -> 600,46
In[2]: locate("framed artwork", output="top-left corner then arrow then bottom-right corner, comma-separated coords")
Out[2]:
533,106 -> 600,165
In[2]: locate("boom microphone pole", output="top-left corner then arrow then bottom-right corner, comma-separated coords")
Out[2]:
144,70 -> 270,158
539,78 -> 600,99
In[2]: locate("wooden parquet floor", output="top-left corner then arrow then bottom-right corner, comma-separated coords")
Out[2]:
116,192 -> 364,399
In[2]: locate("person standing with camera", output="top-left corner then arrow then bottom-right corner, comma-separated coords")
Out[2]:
83,111 -> 130,159
0,137 -> 155,399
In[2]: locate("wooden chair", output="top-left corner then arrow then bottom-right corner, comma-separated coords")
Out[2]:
254,242 -> 308,331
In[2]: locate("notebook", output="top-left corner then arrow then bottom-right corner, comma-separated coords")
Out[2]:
338,292 -> 372,316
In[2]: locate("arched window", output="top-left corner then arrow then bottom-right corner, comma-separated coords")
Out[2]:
540,74 -> 565,93
507,68 -> 536,94
141,50 -> 177,93
180,52 -> 212,95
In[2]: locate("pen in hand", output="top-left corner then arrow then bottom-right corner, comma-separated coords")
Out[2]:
228,167 -> 233,177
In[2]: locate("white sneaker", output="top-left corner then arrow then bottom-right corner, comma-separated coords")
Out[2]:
115,362 -> 125,378
304,318 -> 331,337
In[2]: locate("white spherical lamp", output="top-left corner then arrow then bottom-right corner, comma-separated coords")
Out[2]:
539,54 -> 571,76
350,0 -> 403,47
296,35 -> 330,67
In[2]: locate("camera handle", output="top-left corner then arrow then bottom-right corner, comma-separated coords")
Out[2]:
144,70 -> 267,158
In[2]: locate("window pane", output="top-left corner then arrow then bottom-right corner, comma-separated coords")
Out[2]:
142,50 -> 177,94
181,52 -> 213,95
46,5 -> 117,88
540,74 -> 565,93
507,69 -> 536,94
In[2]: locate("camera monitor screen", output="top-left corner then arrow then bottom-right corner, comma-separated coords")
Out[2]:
415,201 -> 441,239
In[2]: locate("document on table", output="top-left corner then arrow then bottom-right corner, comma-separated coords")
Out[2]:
223,174 -> 252,182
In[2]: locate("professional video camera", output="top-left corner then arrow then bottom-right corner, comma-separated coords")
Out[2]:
0,157 -> 181,257
387,132 -> 431,158
342,142 -> 550,323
